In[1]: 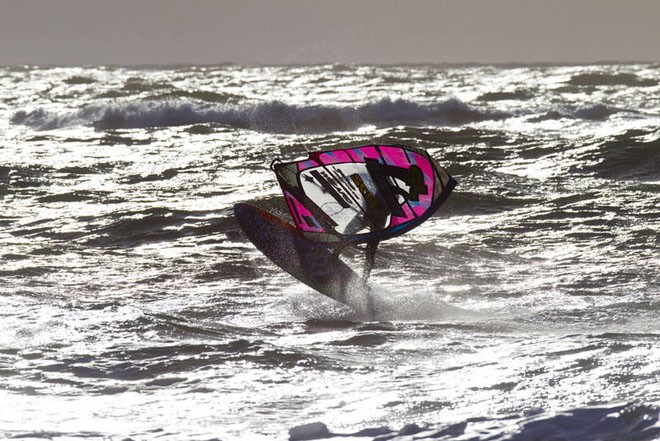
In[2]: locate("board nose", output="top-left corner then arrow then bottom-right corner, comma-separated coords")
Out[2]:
233,202 -> 259,223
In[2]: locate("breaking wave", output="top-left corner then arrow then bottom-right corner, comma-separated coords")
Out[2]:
11,98 -> 511,133
528,104 -> 622,122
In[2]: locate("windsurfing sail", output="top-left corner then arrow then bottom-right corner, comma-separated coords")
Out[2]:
271,145 -> 457,243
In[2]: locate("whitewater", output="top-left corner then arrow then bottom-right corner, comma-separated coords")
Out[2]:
1,63 -> 659,440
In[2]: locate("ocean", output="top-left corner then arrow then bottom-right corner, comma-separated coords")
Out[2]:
1,63 -> 659,440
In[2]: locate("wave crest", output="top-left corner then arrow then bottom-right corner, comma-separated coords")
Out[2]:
528,104 -> 621,122
11,98 -> 511,133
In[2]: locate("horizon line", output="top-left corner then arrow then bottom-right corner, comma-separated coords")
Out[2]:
3,60 -> 660,69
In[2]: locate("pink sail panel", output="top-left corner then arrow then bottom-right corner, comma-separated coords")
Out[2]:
346,145 -> 382,163
284,191 -> 324,233
379,145 -> 410,167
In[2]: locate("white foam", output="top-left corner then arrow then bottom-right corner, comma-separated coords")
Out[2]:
290,283 -> 477,322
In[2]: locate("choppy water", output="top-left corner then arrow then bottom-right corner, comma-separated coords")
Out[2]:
1,63 -> 659,440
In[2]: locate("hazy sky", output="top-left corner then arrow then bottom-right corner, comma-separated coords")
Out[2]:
1,0 -> 660,65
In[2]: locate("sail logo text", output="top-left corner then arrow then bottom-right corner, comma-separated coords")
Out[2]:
351,174 -> 378,208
